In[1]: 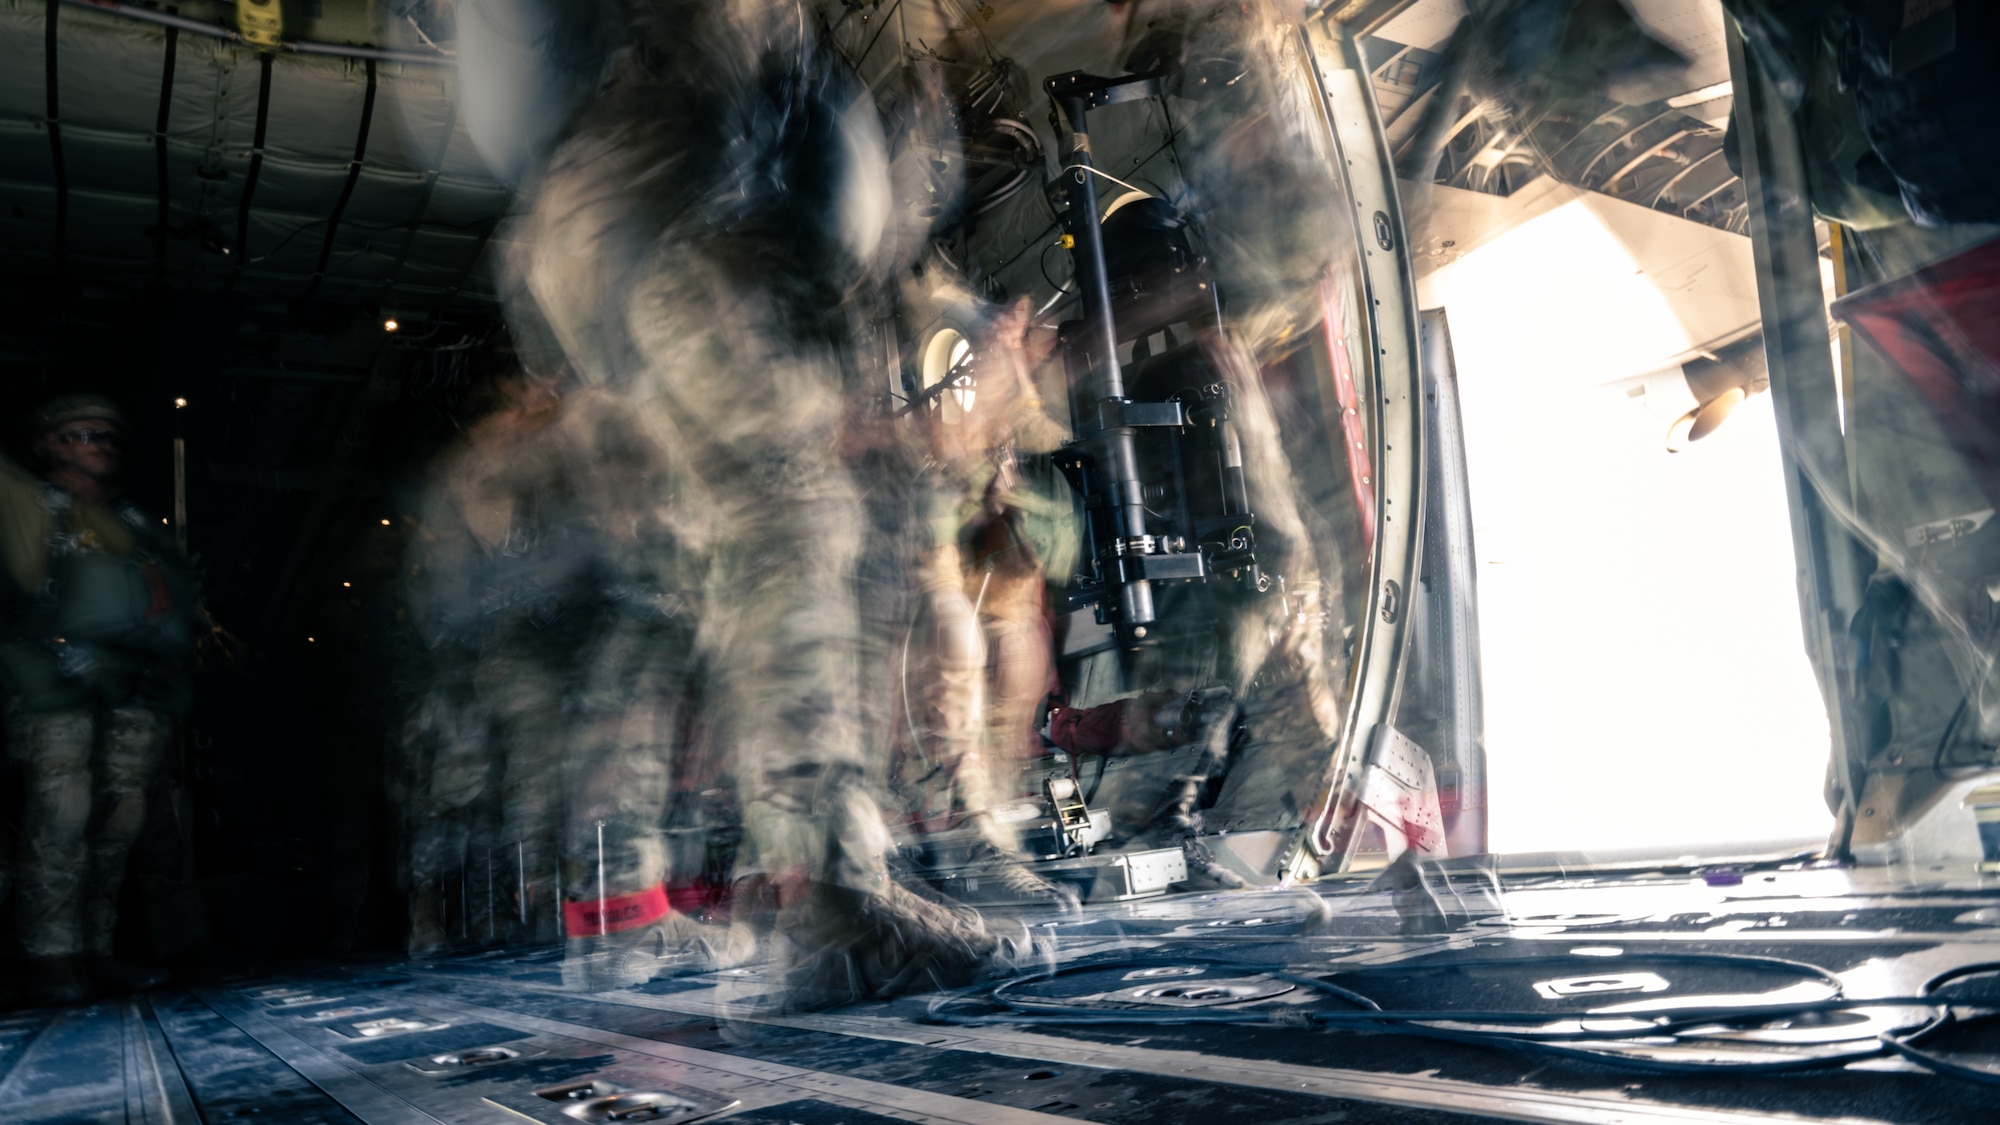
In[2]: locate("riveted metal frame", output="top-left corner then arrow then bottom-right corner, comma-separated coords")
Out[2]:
1284,14 -> 1427,878
1724,20 -> 1865,857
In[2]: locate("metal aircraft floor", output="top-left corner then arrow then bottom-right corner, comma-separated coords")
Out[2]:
7,862 -> 2000,1124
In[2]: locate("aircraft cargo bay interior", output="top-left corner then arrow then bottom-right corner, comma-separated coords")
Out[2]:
0,1 -> 1995,1123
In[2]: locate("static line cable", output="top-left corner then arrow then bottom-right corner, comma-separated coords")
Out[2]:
1035,282 -> 1074,317
1060,164 -> 1153,205
923,951 -> 1998,1082
1882,1016 -> 2000,1088
1324,950 -> 1849,993
1878,962 -> 2000,1086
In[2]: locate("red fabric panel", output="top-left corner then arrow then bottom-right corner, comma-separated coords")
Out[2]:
563,883 -> 669,936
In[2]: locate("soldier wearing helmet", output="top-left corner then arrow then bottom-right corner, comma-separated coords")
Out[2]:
0,395 -> 199,1003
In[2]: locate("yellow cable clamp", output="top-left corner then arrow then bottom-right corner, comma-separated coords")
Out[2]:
237,0 -> 283,49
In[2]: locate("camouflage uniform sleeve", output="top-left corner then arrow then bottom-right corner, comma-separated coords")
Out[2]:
0,455 -> 50,599
1009,401 -> 1071,455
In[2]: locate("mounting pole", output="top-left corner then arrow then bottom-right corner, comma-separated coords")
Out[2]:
1048,71 -> 1166,645
172,437 -> 186,553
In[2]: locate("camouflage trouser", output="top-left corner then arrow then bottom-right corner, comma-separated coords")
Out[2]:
480,647 -> 569,940
979,564 -> 1053,784
562,611 -> 691,908
405,644 -> 577,945
902,545 -> 1049,856
619,257 -> 886,902
518,64 -> 1000,998
8,706 -> 170,958
403,678 -> 495,898
904,545 -> 987,834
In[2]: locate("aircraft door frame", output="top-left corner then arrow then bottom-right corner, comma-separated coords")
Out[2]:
1283,13 -> 1430,879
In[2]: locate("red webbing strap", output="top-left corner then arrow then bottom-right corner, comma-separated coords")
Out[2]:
1047,700 -> 1127,754
563,884 -> 669,936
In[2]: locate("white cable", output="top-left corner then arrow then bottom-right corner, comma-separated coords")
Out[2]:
1059,164 -> 1153,201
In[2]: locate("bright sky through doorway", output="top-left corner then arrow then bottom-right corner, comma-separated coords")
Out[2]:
1420,195 -> 1833,855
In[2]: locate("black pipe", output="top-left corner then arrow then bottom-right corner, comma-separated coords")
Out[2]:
439,222 -> 499,308
305,58 -> 379,300
230,54 -> 275,289
1052,78 -> 1153,636
45,0 -> 67,274
1053,100 -> 1126,402
153,27 -> 179,283
382,94 -> 460,300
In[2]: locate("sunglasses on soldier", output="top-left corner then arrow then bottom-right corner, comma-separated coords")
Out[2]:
52,428 -> 118,446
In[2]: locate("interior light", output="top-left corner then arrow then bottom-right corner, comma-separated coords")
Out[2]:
342,581 -> 352,588
307,637 -> 315,643
380,518 -> 392,526
383,318 -> 400,333
161,518 -> 169,525
173,397 -> 188,409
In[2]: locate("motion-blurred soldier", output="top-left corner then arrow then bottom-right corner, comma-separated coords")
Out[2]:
0,396 -> 198,1003
498,2 -> 1026,1004
905,298 -> 1075,904
405,372 -> 601,953
545,386 -> 750,990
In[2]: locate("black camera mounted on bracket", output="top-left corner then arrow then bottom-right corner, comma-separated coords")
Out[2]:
1045,70 -> 1270,654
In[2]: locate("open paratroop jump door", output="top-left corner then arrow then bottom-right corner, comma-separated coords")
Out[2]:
886,5 -> 1486,893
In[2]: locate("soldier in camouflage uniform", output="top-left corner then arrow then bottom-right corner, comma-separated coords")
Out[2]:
502,1 -> 1020,1003
405,373 -> 610,953
0,396 -> 197,1003
901,299 -> 1076,904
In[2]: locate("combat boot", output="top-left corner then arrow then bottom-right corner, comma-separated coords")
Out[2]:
778,879 -> 1020,1011
408,882 -> 450,958
88,954 -> 169,993
24,955 -> 93,1006
562,907 -> 756,992
960,839 -> 1082,913
1148,777 -> 1249,892
1178,835 -> 1250,891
